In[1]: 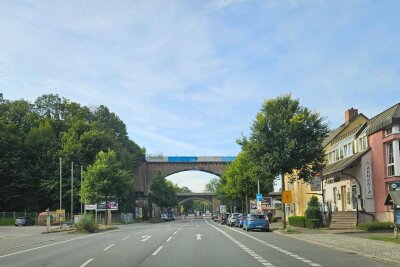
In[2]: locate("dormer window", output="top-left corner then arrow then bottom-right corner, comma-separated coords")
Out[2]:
385,127 -> 393,136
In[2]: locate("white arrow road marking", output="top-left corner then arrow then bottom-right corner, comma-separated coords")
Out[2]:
103,244 -> 114,251
195,234 -> 202,240
140,235 -> 152,242
80,258 -> 93,267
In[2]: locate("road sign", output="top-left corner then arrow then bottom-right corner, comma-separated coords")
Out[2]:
85,204 -> 97,210
282,191 -> 292,203
56,209 -> 65,222
256,193 -> 263,201
220,205 -> 226,213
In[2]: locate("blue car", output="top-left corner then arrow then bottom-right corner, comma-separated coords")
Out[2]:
243,214 -> 269,232
234,214 -> 244,228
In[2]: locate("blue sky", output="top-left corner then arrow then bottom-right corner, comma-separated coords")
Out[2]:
1,0 -> 399,191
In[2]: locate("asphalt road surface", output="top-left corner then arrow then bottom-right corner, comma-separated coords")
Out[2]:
0,219 -> 397,267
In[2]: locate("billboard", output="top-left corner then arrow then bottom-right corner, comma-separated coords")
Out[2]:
97,201 -> 118,211
310,177 -> 321,191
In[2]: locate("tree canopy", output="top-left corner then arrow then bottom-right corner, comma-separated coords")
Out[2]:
0,94 -> 144,212
148,171 -> 178,209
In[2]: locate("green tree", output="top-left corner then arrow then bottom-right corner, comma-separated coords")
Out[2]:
148,171 -> 178,211
81,150 -> 132,224
242,94 -> 329,228
205,178 -> 220,193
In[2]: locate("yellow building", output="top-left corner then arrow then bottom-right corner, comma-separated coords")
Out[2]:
284,108 -> 368,217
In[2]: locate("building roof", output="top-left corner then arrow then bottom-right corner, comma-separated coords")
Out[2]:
323,113 -> 368,147
323,149 -> 370,177
323,124 -> 346,147
366,103 -> 400,136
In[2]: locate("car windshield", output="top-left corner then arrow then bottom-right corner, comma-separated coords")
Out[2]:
250,215 -> 266,220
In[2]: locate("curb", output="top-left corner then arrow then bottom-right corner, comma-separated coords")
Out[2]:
274,230 -> 400,265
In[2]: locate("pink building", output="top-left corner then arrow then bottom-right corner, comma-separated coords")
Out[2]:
367,103 -> 400,221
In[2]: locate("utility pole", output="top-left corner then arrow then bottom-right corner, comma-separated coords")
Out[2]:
60,157 -> 62,228
71,162 -> 74,222
80,165 -> 83,215
59,157 -> 62,210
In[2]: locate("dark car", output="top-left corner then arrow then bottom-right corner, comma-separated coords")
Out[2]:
235,214 -> 244,228
220,213 -> 230,225
15,217 -> 35,226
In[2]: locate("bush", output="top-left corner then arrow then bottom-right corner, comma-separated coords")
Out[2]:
0,218 -> 17,226
74,215 -> 99,233
305,219 -> 321,229
357,222 -> 393,231
288,216 -> 305,227
272,217 -> 279,223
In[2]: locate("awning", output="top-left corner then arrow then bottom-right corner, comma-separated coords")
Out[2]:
323,149 -> 370,177
385,191 -> 400,206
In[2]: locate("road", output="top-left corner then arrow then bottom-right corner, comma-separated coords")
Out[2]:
0,219 -> 397,267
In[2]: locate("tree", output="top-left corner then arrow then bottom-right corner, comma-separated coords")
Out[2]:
148,171 -> 178,211
205,178 -> 220,193
242,94 -> 329,228
81,150 -> 132,224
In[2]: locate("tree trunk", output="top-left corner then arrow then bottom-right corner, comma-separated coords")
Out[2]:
105,196 -> 108,226
281,172 -> 286,229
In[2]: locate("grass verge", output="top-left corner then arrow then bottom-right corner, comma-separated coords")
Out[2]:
369,236 -> 400,244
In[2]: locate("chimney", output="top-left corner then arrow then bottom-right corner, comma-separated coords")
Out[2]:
345,108 -> 358,124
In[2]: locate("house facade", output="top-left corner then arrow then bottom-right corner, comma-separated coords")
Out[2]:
366,103 -> 400,222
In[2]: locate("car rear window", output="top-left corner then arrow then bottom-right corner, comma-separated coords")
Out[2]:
250,215 -> 265,219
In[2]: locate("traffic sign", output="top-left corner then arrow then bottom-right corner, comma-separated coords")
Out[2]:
282,191 -> 292,203
256,193 -> 263,201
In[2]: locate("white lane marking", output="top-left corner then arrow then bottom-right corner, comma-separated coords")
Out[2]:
135,231 -> 142,235
152,246 -> 163,256
140,235 -> 152,242
80,258 -> 93,267
121,236 -> 130,241
205,220 -> 275,267
173,231 -> 178,235
195,234 -> 202,240
103,244 -> 114,251
167,236 -> 172,242
220,222 -> 322,267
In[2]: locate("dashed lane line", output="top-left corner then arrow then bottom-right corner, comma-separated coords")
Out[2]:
205,220 -> 275,267
121,236 -> 130,241
152,246 -> 163,256
79,258 -> 93,267
219,222 -> 322,267
103,244 -> 114,251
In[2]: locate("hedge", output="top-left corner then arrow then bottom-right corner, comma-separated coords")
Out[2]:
357,221 -> 393,231
305,219 -> 320,229
288,216 -> 305,227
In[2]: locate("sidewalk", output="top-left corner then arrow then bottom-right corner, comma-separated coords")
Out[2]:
271,222 -> 400,264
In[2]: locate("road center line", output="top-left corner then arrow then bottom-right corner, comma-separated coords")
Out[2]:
167,236 -> 172,242
121,236 -> 130,241
103,244 -> 114,251
80,258 -> 93,267
152,246 -> 163,256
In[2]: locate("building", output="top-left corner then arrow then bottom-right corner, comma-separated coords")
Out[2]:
366,103 -> 400,222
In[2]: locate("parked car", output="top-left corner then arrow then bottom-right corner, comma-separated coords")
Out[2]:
243,214 -> 269,232
235,214 -> 244,228
161,213 -> 175,222
227,213 -> 240,227
15,217 -> 35,226
220,213 -> 230,225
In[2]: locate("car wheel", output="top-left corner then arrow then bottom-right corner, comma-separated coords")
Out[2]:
15,224 -> 18,226
246,227 -> 250,232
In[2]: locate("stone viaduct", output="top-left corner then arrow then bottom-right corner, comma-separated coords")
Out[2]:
133,156 -> 235,217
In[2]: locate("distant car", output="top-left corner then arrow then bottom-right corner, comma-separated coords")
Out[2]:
15,217 -> 35,226
220,213 -> 230,225
235,214 -> 244,228
243,214 -> 269,232
161,213 -> 175,222
227,213 -> 240,227
212,214 -> 219,221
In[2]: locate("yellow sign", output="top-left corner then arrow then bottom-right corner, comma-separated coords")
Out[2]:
180,205 -> 184,214
56,209 -> 65,222
282,191 -> 292,203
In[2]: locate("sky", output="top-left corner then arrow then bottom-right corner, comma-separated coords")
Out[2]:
1,0 -> 399,191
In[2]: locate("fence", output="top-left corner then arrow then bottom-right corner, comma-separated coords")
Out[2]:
1,212 -> 38,219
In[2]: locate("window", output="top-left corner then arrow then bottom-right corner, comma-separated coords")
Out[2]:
339,148 -> 344,159
385,127 -> 392,136
344,145 -> 348,157
335,149 -> 339,161
386,142 -> 395,176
